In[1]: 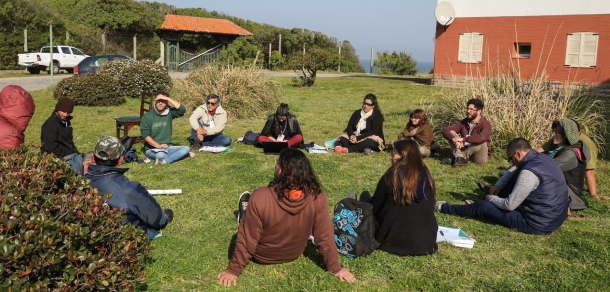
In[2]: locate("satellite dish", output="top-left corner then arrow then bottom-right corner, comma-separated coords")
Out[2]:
435,2 -> 456,26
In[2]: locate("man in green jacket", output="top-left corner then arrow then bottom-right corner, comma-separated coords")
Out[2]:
141,90 -> 193,164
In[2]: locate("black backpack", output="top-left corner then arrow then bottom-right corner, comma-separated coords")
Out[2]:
333,198 -> 380,258
242,130 -> 261,145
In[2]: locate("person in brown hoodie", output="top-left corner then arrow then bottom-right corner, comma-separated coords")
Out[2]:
218,148 -> 356,287
398,109 -> 435,157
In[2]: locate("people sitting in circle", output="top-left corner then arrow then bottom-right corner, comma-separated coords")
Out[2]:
218,148 -> 356,287
188,93 -> 232,149
369,139 -> 438,256
537,119 -> 607,200
398,109 -> 435,158
436,138 -> 569,235
335,93 -> 385,154
86,136 -> 174,241
441,98 -> 491,166
141,90 -> 194,165
258,103 -> 303,147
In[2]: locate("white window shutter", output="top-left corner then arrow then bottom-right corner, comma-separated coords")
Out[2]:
580,33 -> 598,67
565,33 -> 581,67
458,33 -> 472,62
471,33 -> 484,62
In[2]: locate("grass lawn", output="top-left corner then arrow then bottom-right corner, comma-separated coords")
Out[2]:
23,76 -> 610,291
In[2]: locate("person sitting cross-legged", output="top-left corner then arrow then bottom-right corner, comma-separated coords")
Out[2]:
218,148 -> 355,287
188,93 -> 231,149
86,136 -> 174,240
441,98 -> 491,166
257,103 -> 303,147
436,138 -> 569,235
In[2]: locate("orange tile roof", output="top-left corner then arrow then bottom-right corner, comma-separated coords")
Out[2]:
161,15 -> 252,36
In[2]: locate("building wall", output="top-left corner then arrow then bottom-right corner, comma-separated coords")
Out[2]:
433,14 -> 610,85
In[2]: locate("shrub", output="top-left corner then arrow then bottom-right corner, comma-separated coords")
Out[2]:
172,64 -> 280,119
98,59 -> 172,99
433,74 -> 608,156
0,146 -> 151,291
54,74 -> 125,106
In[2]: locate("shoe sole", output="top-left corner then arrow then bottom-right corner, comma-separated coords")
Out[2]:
237,191 -> 251,224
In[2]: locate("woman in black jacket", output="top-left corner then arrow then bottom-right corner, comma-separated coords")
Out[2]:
369,139 -> 438,256
258,103 -> 303,148
335,93 -> 385,153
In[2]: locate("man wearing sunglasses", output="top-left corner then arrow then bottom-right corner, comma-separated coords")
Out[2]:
435,138 -> 569,235
188,94 -> 231,149
441,98 -> 491,166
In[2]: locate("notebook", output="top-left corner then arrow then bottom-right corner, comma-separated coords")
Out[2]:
262,142 -> 289,155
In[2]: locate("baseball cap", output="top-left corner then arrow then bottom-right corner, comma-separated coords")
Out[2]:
94,136 -> 125,161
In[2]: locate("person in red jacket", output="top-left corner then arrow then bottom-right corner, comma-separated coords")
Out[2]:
441,98 -> 492,166
0,85 -> 35,149
218,148 -> 355,287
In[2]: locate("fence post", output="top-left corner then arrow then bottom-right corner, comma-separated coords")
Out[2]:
133,34 -> 137,60
102,32 -> 106,54
24,28 -> 27,52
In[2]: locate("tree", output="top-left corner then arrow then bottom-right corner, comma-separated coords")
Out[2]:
286,47 -> 334,86
373,51 -> 418,75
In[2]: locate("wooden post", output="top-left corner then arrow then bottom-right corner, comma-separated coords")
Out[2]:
160,41 -> 164,66
49,24 -> 53,84
24,29 -> 27,52
133,34 -> 137,60
66,31 -> 69,41
338,42 -> 342,72
268,42 -> 272,69
370,47 -> 374,74
278,34 -> 282,55
102,32 -> 106,54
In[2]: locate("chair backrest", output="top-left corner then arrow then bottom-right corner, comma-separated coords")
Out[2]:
140,93 -> 154,117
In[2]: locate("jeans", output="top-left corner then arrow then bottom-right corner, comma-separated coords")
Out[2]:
145,146 -> 190,164
189,129 -> 232,147
65,153 -> 84,176
440,200 -> 546,235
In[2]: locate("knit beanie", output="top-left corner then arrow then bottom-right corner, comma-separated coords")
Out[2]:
558,118 -> 579,145
55,98 -> 74,113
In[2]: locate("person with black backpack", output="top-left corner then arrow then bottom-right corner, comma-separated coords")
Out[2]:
369,139 -> 439,256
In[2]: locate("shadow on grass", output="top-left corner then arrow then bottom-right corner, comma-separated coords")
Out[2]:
346,75 -> 432,85
227,233 -> 237,260
302,241 -> 325,270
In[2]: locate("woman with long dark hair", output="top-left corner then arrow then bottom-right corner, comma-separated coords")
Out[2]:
368,139 -> 438,256
258,103 -> 303,147
398,109 -> 435,157
335,93 -> 385,153
218,148 -> 355,287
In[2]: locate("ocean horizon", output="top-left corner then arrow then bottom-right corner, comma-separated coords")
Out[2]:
360,59 -> 433,74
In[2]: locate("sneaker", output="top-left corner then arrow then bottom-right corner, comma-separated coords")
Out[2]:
143,157 -> 151,164
464,199 -> 475,205
308,231 -> 315,244
346,191 -> 357,200
235,136 -> 244,142
363,148 -> 373,155
476,181 -> 491,194
237,191 -> 251,224
435,201 -> 446,212
441,158 -> 453,165
334,146 -> 348,153
164,209 -> 174,224
154,158 -> 167,165
453,157 -> 468,167
189,151 -> 196,158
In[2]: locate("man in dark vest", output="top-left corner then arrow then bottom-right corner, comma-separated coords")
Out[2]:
435,138 -> 569,235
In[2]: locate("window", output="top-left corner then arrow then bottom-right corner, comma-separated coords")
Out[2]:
61,47 -> 71,54
458,32 -> 484,63
514,43 -> 531,58
565,32 -> 599,68
72,48 -> 84,56
41,47 -> 59,54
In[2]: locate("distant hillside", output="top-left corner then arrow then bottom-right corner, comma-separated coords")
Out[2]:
0,0 -> 363,72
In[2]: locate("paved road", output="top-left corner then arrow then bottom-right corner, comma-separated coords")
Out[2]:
0,71 -> 375,92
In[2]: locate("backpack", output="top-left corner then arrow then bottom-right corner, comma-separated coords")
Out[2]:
242,130 -> 260,145
333,198 -> 380,258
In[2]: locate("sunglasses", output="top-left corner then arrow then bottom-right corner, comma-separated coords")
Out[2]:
363,102 -> 373,107
207,101 -> 217,106
507,152 -> 516,163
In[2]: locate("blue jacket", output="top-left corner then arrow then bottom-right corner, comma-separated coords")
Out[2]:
86,165 -> 166,236
512,151 -> 569,233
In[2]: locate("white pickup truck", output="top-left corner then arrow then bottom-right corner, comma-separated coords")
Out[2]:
17,46 -> 88,74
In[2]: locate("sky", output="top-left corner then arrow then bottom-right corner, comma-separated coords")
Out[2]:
160,0 -> 438,63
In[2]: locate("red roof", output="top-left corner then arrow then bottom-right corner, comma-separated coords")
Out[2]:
161,15 -> 252,36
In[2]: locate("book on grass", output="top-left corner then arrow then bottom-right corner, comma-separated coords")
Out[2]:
198,146 -> 232,153
307,144 -> 329,154
436,226 -> 476,248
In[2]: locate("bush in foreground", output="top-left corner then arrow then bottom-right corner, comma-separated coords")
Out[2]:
433,74 -> 608,155
172,64 -> 280,119
0,146 -> 151,291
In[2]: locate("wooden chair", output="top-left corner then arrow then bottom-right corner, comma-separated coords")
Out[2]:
115,93 -> 154,143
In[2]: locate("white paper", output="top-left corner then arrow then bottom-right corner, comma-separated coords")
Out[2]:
436,226 -> 476,249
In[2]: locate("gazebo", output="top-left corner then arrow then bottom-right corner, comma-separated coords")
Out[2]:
158,14 -> 252,71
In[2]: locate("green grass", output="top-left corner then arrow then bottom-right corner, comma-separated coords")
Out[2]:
23,77 -> 610,291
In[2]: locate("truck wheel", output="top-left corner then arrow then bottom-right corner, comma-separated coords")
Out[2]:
28,68 -> 41,74
52,62 -> 60,74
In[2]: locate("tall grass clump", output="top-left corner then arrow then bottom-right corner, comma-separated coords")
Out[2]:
172,64 -> 280,119
433,73 -> 608,156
